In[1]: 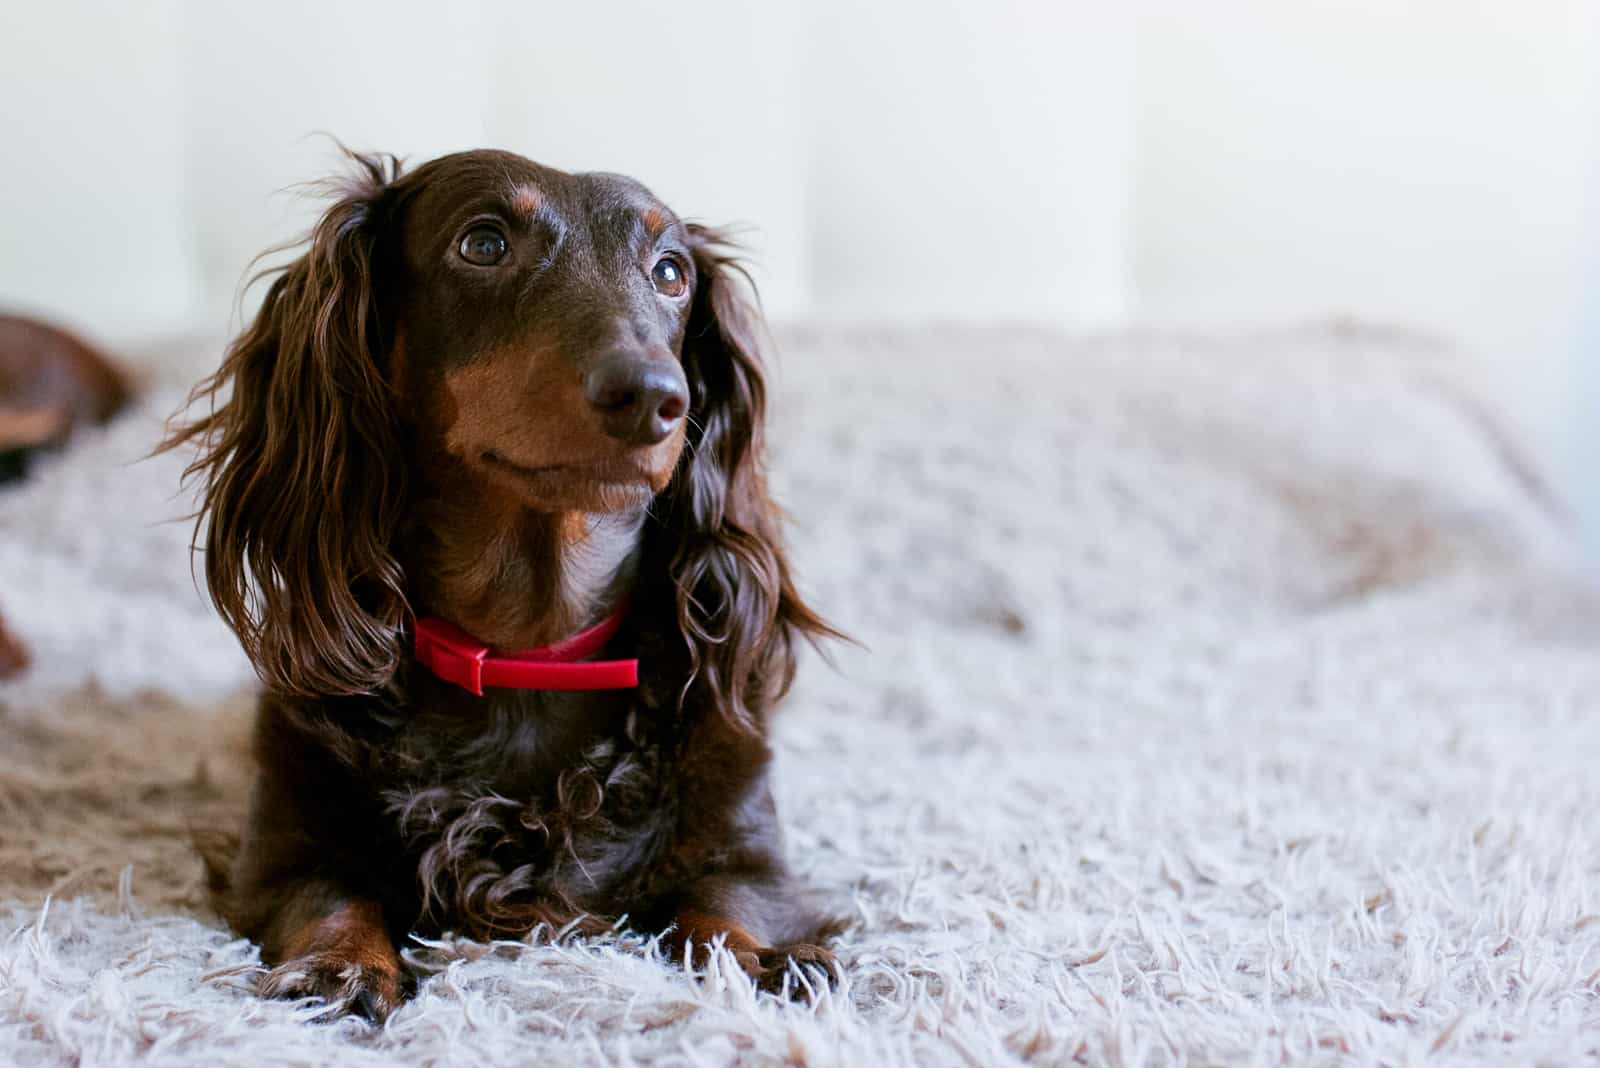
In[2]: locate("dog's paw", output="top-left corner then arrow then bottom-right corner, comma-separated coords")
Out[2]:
259,953 -> 407,1023
735,942 -> 841,999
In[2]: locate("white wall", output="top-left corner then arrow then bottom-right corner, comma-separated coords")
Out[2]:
1135,0 -> 1600,500
179,1 -> 825,323
3,0 -> 1134,332
182,1 -> 492,329
805,1 -> 1134,325
0,2 -> 198,340
481,2 -> 816,320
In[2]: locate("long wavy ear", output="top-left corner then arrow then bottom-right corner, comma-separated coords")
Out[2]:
656,225 -> 838,731
163,151 -> 408,697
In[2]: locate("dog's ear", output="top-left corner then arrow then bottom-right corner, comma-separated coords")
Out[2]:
165,151 -> 408,697
654,225 -> 838,730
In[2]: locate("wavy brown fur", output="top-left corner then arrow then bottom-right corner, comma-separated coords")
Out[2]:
654,225 -> 840,732
164,154 -> 408,698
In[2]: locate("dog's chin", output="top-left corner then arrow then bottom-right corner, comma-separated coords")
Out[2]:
478,451 -> 663,513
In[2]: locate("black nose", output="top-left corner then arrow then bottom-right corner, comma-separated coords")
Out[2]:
584,352 -> 689,445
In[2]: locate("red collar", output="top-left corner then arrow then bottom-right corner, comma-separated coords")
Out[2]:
412,607 -> 638,696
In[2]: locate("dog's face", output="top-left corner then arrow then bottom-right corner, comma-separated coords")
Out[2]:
167,146 -> 836,701
384,152 -> 695,513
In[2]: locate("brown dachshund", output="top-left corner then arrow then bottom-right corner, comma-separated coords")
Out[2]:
0,315 -> 133,677
165,149 -> 841,1021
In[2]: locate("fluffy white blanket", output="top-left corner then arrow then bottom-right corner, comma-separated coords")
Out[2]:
1,326 -> 1597,1066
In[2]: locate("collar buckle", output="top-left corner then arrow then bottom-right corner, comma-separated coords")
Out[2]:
413,617 -> 488,696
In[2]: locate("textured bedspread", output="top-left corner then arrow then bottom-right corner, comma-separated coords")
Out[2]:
1,326 -> 1597,1066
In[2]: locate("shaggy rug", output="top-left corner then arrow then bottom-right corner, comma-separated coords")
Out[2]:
1,325 -> 1598,1066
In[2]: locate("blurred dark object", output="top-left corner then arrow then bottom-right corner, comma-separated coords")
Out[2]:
0,611 -> 28,678
0,314 -> 135,677
0,313 -> 133,483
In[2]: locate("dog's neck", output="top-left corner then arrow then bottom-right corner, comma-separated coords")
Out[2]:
408,490 -> 645,651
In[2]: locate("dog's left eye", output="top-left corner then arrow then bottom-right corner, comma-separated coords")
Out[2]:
651,255 -> 688,298
459,226 -> 509,266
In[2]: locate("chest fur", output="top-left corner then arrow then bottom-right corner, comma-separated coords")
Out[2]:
378,700 -> 679,937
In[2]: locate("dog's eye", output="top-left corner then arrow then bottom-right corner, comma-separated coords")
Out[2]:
459,226 -> 508,266
651,255 -> 688,298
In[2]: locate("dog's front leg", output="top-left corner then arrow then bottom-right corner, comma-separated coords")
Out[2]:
220,703 -> 411,1021
659,873 -> 841,996
249,879 -> 406,1022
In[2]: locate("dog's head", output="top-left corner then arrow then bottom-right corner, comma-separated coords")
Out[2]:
386,151 -> 698,512
170,148 -> 830,723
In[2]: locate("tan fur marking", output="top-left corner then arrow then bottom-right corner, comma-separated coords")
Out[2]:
559,511 -> 592,547
280,899 -> 398,977
441,347 -> 588,466
510,184 -> 542,218
670,908 -> 762,967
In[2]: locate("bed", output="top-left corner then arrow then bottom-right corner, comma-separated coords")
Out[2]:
1,325 -> 1596,1065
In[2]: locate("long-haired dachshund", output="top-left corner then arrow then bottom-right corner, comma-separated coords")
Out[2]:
165,149 -> 840,1021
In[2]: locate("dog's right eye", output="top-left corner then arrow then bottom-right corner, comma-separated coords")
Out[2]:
459,226 -> 509,266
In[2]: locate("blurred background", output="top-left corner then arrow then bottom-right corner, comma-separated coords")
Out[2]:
1,1 -> 1596,554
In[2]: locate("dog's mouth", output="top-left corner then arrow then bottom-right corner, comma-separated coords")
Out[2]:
482,451 -> 650,482
479,450 -> 665,508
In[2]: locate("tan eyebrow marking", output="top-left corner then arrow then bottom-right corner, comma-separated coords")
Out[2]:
642,206 -> 670,238
510,184 -> 542,218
